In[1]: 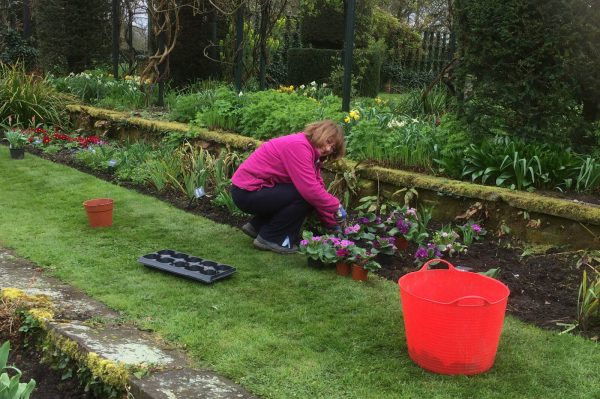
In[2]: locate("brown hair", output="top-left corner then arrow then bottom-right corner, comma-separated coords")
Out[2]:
304,120 -> 346,161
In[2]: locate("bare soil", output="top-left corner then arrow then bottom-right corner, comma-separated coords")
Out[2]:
0,317 -> 87,398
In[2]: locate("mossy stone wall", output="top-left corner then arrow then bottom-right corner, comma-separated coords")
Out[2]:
68,105 -> 600,250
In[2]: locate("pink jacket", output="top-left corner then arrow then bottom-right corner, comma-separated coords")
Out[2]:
232,132 -> 339,226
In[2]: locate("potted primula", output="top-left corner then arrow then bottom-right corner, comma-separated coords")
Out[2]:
385,207 -> 422,250
4,128 -> 27,159
345,246 -> 380,281
299,231 -> 338,268
328,236 -> 357,276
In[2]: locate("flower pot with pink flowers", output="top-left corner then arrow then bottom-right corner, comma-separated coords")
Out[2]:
299,231 -> 338,268
343,246 -> 380,281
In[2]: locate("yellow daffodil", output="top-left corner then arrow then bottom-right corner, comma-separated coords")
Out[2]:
344,116 -> 350,123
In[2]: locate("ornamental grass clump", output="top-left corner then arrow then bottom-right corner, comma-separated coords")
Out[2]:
0,63 -> 70,126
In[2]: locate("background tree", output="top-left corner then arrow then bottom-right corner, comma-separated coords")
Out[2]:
34,0 -> 111,73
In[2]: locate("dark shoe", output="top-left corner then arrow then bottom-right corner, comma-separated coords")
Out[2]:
253,235 -> 298,254
241,223 -> 258,239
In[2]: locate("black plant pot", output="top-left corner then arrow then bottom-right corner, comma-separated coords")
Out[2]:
376,253 -> 394,267
307,258 -> 327,269
9,148 -> 24,160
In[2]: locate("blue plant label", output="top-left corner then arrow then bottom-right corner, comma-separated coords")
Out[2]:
108,159 -> 117,167
194,186 -> 205,198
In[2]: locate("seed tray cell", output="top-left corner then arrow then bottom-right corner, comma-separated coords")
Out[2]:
138,249 -> 236,283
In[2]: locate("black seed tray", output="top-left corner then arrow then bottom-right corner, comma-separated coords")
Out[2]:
138,249 -> 236,284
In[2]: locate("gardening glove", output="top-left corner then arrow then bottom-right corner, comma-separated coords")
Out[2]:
328,225 -> 343,234
335,204 -> 347,224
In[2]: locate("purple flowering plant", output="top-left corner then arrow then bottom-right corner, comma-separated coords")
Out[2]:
385,207 -> 428,244
413,242 -> 443,266
457,221 -> 487,246
413,225 -> 467,265
370,236 -> 397,256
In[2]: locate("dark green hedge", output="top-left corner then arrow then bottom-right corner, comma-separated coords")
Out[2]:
355,47 -> 384,97
287,48 -> 340,85
288,47 -> 383,97
301,5 -> 345,49
454,0 -> 600,146
300,0 -> 375,49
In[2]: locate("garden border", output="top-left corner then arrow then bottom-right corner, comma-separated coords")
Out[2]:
66,104 -> 600,249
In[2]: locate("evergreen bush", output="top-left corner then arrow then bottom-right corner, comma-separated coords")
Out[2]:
287,48 -> 340,86
453,0 -> 599,146
0,29 -> 37,69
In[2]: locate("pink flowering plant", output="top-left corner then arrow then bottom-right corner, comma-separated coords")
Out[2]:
345,245 -> 381,272
299,231 -> 358,264
299,231 -> 338,264
457,221 -> 487,246
342,223 -> 375,241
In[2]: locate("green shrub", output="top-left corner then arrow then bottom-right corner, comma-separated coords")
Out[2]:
192,87 -> 241,131
0,29 -> 37,69
453,0 -> 594,144
236,90 -> 343,140
329,41 -> 386,98
168,90 -> 218,123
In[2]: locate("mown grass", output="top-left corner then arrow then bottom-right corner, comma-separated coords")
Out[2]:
0,147 -> 598,399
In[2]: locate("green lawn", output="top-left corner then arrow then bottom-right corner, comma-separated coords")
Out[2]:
0,147 -> 598,399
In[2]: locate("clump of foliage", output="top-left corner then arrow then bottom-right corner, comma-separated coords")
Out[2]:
0,63 -> 70,127
0,29 -> 37,69
0,341 -> 36,399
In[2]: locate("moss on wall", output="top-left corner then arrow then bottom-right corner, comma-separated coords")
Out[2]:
68,105 -> 600,248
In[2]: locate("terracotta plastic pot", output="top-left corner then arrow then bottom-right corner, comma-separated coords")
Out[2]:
83,198 -> 114,228
351,264 -> 369,281
336,262 -> 351,276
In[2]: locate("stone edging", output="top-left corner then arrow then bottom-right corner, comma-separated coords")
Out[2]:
66,104 -> 600,227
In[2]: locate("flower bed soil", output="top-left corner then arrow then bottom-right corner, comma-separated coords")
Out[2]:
26,148 -> 600,339
0,319 -> 86,398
